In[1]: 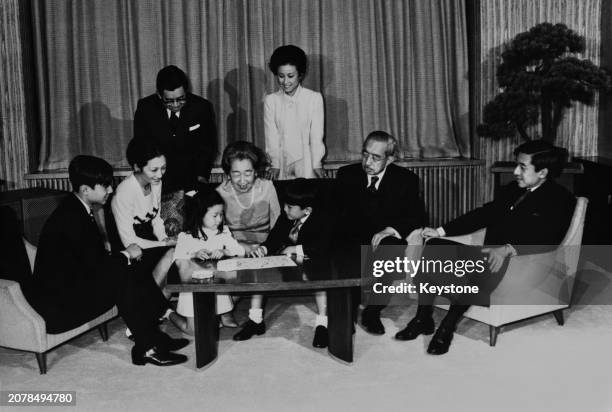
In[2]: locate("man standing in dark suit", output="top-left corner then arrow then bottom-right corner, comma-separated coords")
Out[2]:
28,155 -> 189,366
134,65 -> 217,193
335,131 -> 425,335
396,140 -> 576,355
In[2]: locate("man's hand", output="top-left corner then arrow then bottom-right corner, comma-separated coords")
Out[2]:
371,227 -> 398,250
421,227 -> 441,238
248,246 -> 267,258
280,245 -> 297,255
481,246 -> 512,273
125,244 -> 143,261
313,168 -> 327,178
266,168 -> 280,180
197,176 -> 209,184
163,237 -> 177,247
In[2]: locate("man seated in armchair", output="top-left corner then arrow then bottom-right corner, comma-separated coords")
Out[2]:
396,140 -> 576,355
26,155 -> 190,367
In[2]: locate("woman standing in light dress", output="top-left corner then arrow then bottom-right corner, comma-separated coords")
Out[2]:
264,45 -> 326,180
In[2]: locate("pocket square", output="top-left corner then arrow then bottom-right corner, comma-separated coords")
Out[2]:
189,124 -> 201,131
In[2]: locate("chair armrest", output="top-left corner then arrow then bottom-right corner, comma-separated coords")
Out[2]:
490,249 -> 570,305
0,279 -> 47,351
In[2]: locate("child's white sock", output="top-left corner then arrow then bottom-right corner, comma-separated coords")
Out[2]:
249,308 -> 263,324
315,315 -> 328,328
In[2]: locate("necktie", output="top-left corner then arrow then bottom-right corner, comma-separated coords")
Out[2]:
169,112 -> 180,135
89,209 -> 96,223
510,189 -> 530,210
289,220 -> 303,244
367,176 -> 379,193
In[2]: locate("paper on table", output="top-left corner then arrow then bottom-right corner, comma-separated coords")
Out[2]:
216,255 -> 297,271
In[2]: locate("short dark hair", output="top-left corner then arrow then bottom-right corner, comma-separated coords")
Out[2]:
156,65 -> 189,94
68,155 -> 113,192
186,189 -> 225,240
126,138 -> 165,170
363,131 -> 398,157
513,140 -> 568,178
268,45 -> 308,78
284,178 -> 317,209
221,141 -> 270,177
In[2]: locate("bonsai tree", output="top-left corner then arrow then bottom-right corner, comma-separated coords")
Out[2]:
478,22 -> 611,143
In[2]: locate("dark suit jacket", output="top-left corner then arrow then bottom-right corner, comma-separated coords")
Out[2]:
443,180 -> 576,254
335,163 -> 425,245
133,93 -> 217,193
262,210 -> 333,258
29,195 -> 129,333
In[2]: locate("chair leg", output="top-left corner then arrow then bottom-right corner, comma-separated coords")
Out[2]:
98,323 -> 109,341
553,310 -> 564,326
35,352 -> 47,375
489,326 -> 499,347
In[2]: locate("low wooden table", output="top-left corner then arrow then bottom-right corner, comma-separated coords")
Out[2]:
166,254 -> 362,368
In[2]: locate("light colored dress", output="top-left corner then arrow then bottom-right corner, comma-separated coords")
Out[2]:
173,226 -> 245,317
264,85 -> 325,179
111,174 -> 167,248
216,178 -> 281,244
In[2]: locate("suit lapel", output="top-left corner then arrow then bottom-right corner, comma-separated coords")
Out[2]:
68,196 -> 105,248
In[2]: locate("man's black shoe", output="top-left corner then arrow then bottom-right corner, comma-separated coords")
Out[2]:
361,308 -> 385,335
233,320 -> 265,341
312,326 -> 328,348
395,317 -> 435,341
158,333 -> 190,352
426,325 -> 455,355
131,347 -> 188,366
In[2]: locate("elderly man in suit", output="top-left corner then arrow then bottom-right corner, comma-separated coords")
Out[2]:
134,65 -> 217,193
396,140 -> 576,355
335,131 -> 425,335
28,155 -> 189,367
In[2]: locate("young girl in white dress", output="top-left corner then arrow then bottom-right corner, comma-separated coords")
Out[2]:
173,189 -> 245,334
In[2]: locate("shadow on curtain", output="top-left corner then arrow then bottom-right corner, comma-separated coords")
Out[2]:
31,0 -> 470,170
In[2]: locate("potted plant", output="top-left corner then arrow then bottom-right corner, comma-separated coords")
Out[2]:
478,22 -> 611,193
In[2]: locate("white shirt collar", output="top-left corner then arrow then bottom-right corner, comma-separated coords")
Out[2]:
298,213 -> 310,224
528,179 -> 546,192
368,166 -> 388,190
74,193 -> 92,216
166,109 -> 180,118
282,85 -> 302,102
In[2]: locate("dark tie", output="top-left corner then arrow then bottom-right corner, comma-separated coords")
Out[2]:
510,189 -> 530,210
169,112 -> 180,135
288,220 -> 303,244
367,176 -> 379,193
89,209 -> 96,223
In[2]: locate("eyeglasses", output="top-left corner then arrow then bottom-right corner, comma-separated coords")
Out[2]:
162,96 -> 187,105
361,151 -> 386,163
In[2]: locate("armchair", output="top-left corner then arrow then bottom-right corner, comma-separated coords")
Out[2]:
0,239 -> 118,374
406,197 -> 587,346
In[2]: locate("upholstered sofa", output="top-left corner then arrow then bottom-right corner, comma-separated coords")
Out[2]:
0,236 -> 118,375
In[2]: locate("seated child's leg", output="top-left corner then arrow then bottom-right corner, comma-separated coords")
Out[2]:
216,293 -> 233,314
315,291 -> 328,327
312,291 -> 329,348
249,294 -> 264,323
175,292 -> 194,335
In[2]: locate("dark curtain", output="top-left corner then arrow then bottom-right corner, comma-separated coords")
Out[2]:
31,0 -> 470,170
